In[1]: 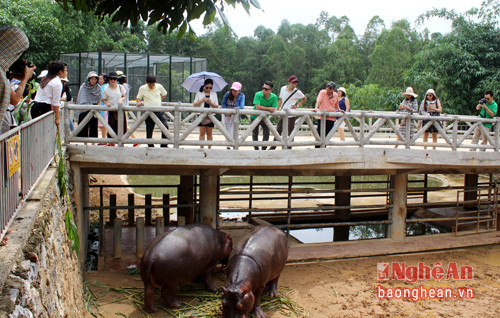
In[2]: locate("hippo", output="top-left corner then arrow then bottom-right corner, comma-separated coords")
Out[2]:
140,223 -> 233,312
222,226 -> 288,318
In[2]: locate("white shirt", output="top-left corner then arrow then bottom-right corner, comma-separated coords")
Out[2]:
194,91 -> 219,107
34,76 -> 63,107
103,85 -> 126,107
279,86 -> 305,117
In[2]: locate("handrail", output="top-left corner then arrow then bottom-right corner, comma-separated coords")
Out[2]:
64,102 -> 500,151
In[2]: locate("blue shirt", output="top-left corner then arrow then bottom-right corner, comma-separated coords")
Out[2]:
222,91 -> 245,109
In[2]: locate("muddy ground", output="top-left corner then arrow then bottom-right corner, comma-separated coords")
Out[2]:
84,174 -> 500,317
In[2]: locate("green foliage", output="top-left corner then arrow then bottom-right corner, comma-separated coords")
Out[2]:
56,0 -> 262,36
345,84 -> 402,111
408,0 -> 500,115
366,28 -> 412,88
55,131 -> 80,255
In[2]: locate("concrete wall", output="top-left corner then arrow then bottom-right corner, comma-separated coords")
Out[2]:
0,167 -> 86,318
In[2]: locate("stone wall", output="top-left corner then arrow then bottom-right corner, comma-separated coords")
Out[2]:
0,168 -> 86,318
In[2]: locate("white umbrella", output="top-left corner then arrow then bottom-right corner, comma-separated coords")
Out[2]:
182,71 -> 228,93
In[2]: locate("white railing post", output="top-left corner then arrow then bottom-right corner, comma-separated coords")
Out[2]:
174,102 -> 181,148
233,108 -> 240,150
117,103 -> 124,147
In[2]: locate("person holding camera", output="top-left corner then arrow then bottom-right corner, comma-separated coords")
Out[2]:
1,58 -> 36,133
470,90 -> 498,151
419,89 -> 442,150
193,78 -> 219,149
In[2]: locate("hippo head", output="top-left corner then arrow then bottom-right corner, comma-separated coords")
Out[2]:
219,233 -> 233,265
221,284 -> 254,318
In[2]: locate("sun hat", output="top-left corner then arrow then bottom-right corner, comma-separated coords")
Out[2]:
230,82 -> 242,91
37,70 -> 48,78
327,81 -> 336,89
87,71 -> 98,79
425,88 -> 436,98
402,87 -> 418,98
116,70 -> 126,78
288,75 -> 299,83
108,71 -> 118,79
338,87 -> 346,95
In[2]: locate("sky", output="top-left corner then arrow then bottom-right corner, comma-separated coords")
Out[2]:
192,0 -> 485,37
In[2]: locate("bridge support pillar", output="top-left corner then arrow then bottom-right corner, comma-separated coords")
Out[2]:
200,173 -> 217,228
389,173 -> 407,241
178,176 -> 195,224
334,176 -> 351,241
72,164 -> 89,264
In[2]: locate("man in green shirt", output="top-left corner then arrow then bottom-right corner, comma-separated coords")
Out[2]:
471,90 -> 498,151
251,81 -> 278,150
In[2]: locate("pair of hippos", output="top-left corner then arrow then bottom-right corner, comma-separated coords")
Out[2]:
140,223 -> 288,318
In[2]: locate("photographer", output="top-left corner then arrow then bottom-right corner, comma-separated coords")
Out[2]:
1,58 -> 36,134
470,90 -> 498,151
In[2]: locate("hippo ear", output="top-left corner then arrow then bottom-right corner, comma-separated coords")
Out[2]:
237,291 -> 255,312
221,286 -> 227,294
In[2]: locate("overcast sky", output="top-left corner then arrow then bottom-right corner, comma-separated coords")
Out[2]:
192,0 -> 484,37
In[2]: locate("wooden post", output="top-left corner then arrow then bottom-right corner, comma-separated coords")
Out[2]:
178,176 -> 194,224
109,193 -> 117,224
136,217 -> 145,258
163,193 -> 170,225
128,193 -> 135,226
200,173 -> 217,228
334,176 -> 351,241
145,194 -> 152,226
156,217 -> 164,236
72,163 -> 89,264
389,173 -> 408,241
113,218 -> 122,259
464,174 -> 479,210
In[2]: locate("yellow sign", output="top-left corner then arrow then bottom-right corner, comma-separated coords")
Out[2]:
7,135 -> 20,178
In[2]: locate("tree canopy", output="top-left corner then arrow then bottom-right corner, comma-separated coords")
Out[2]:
56,0 -> 262,38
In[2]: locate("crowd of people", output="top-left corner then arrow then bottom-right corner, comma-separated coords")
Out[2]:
2,48 -> 497,151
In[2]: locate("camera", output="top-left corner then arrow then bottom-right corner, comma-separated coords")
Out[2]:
479,98 -> 487,104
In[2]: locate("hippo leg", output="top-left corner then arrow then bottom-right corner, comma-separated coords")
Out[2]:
161,286 -> 182,308
264,276 -> 280,297
251,287 -> 266,318
202,269 -> 217,292
143,284 -> 158,313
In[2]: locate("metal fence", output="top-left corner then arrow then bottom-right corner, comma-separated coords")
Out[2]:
64,102 -> 500,151
0,111 -> 57,242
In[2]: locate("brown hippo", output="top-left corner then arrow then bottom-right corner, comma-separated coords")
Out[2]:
140,223 -> 233,312
222,226 -> 288,318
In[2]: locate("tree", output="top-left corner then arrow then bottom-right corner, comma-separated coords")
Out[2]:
57,0 -> 262,38
408,0 -> 500,114
366,27 -> 412,88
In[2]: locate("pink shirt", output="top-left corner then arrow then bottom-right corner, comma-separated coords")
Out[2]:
315,89 -> 339,121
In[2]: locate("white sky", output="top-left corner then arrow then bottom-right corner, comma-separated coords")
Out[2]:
192,0 -> 485,37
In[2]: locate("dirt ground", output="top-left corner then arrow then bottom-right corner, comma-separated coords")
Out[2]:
84,174 -> 500,317
85,245 -> 500,317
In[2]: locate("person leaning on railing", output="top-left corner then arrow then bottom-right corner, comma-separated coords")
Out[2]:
76,71 -> 101,140
31,61 -> 67,128
313,81 -> 338,148
470,90 -> 498,151
136,74 -> 168,148
251,80 -> 278,150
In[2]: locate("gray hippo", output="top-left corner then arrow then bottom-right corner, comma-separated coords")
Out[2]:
140,223 -> 233,312
222,226 -> 288,318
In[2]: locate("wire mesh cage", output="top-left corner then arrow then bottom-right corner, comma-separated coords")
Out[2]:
60,52 -> 207,103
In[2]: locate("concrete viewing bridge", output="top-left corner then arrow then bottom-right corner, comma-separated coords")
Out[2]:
59,102 -> 500,262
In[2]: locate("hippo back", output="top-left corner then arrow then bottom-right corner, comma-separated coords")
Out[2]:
228,226 -> 288,282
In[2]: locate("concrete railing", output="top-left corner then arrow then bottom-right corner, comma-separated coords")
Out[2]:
63,102 -> 500,151
0,111 -> 56,242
